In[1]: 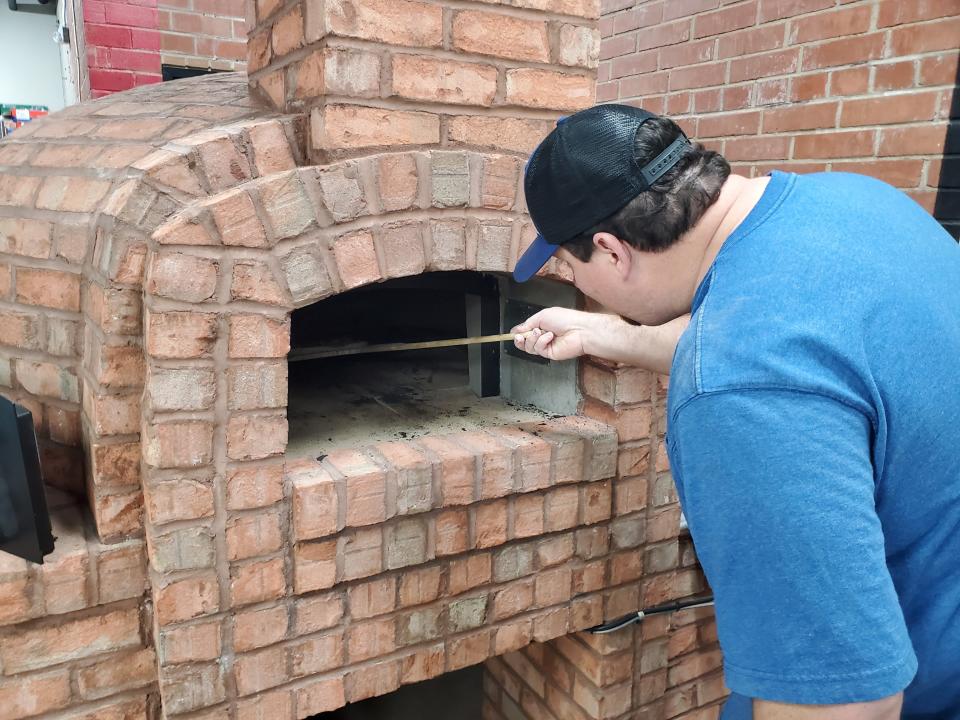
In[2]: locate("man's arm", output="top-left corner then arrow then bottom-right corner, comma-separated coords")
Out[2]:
755,694 -> 902,720
511,307 -> 689,374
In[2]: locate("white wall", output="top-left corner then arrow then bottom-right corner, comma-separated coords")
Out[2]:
0,4 -> 66,112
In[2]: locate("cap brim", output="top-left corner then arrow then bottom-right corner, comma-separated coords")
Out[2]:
512,234 -> 559,282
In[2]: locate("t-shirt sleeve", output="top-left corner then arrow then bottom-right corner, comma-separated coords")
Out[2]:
669,389 -> 917,704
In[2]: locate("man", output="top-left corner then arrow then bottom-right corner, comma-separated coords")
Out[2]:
510,104 -> 960,720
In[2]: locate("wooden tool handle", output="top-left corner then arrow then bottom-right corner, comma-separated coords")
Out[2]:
288,332 -> 517,362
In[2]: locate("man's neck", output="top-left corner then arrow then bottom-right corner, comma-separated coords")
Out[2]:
689,173 -> 771,290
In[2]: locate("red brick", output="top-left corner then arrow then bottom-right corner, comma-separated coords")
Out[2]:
332,229 -> 382,289
875,61 -> 917,91
664,0 -> 716,21
724,135 -> 791,161
401,643 -> 445,685
717,24 -> 784,58
600,33 -> 636,60
237,689 -> 292,720
878,0 -> 958,27
458,432 -> 513,499
830,159 -> 925,188
659,39 -> 715,69
448,628 -> 491,671
452,10 -> 550,63
148,252 -> 218,302
800,33 -> 885,71
668,62 -> 727,91
841,92 -> 939,126
694,1 -> 758,38
340,527 -> 383,581
791,72 -> 829,101
878,124 -> 948,156
758,0 -> 832,22
349,576 -> 396,619
637,19 -> 690,50
722,83 -> 752,110
890,16 -> 960,55
698,110 -> 761,138
790,5 -> 871,43
272,4 -> 303,57
235,644 -> 287,696
232,259 -> 287,305
448,553 -> 491,596
398,566 -> 442,607
831,66 -> 870,96
729,48 -> 800,82
610,49 -> 657,79
763,101 -> 838,132
545,485 -> 580,531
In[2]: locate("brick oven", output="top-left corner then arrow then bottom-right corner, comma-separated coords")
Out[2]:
0,1 -> 725,719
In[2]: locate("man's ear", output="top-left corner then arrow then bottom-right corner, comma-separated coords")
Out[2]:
593,232 -> 632,279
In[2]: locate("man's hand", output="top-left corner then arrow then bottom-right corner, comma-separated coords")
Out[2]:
755,693 -> 903,720
511,307 -> 690,374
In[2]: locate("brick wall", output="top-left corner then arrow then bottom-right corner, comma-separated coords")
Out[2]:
83,0 -> 163,97
598,0 -> 960,238
246,0 -> 600,163
159,0 -> 248,72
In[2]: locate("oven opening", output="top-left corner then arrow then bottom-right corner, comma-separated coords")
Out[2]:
286,271 -> 579,458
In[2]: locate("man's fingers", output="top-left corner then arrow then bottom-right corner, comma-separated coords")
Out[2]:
533,331 -> 555,355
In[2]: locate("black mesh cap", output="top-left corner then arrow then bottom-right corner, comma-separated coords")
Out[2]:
513,104 -> 688,282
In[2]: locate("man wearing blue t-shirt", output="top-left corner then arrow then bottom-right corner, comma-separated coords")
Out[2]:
510,104 -> 960,720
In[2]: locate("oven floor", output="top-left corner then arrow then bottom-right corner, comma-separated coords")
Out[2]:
286,349 -> 555,458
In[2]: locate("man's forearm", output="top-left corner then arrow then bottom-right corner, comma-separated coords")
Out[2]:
584,314 -> 690,375
754,694 -> 902,720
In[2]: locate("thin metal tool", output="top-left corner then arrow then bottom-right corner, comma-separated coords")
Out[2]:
288,333 -> 517,362
587,595 -> 715,634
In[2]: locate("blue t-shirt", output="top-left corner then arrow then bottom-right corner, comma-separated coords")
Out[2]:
666,171 -> 960,718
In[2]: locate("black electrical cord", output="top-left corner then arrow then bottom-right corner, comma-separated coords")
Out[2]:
586,594 -> 715,634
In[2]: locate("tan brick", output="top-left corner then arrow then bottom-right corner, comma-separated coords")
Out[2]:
145,476 -> 214,524
237,689 -> 292,720
272,3 -> 303,56
148,525 -> 215,573
397,566 -> 442,608
0,670 -> 71,720
291,461 -> 339,540
228,362 -> 287,410
317,163 -> 367,221
326,0 -> 443,47
198,137 -> 251,191
0,607 -> 140,673
323,47 -> 381,98
15,268 -> 79,311
148,366 -> 216,412
231,557 -> 286,606
377,153 -> 419,212
210,189 -> 268,248
232,259 -> 288,305
160,621 -> 222,664
35,176 -> 111,212
313,104 -> 440,152
295,592 -> 344,634
259,171 -> 315,240
294,539 -> 337,593
146,310 -> 218,359
448,628 -> 491,671
96,542 -> 147,604
348,617 -> 396,662
227,463 -> 284,510
227,509 -> 283,560
475,499 -> 508,548
297,677 -> 346,716
0,217 -> 52,258
290,632 -> 344,676
14,360 -> 78,402
227,413 -> 287,460
447,115 -> 553,154
235,644 -> 288,696
228,314 -> 290,358
453,10 -> 549,62
234,604 -> 289,653
391,54 -> 498,106
144,421 -> 214,469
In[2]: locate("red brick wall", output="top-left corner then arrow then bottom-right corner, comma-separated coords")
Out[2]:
159,0 -> 248,72
598,0 -> 960,238
83,0 -> 163,97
